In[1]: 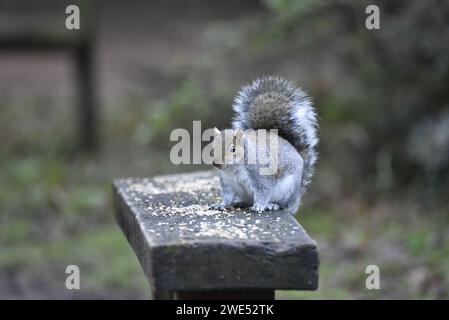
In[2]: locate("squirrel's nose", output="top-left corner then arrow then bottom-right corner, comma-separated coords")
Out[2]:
212,161 -> 222,169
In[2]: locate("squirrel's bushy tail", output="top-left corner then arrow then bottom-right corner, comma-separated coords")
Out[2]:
232,76 -> 318,192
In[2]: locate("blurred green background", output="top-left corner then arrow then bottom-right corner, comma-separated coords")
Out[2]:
0,0 -> 448,299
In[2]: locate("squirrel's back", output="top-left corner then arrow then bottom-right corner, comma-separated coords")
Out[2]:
232,76 -> 318,192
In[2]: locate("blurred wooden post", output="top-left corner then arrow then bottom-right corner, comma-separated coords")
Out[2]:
0,1 -> 98,151
74,1 -> 97,151
74,40 -> 96,151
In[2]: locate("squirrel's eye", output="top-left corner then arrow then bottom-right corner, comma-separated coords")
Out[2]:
230,146 -> 236,153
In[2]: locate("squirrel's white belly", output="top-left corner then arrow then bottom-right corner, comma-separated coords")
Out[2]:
222,168 -> 297,206
221,168 -> 254,204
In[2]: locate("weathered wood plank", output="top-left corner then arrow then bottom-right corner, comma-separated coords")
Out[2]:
113,171 -> 319,296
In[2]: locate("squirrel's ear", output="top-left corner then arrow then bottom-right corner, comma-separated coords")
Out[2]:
213,127 -> 221,136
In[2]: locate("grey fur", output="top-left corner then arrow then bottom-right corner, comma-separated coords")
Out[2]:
232,76 -> 318,195
211,76 -> 319,214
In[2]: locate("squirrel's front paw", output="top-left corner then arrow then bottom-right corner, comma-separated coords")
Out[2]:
209,203 -> 231,211
250,203 -> 280,213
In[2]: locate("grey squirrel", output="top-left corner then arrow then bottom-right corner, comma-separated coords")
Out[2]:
210,76 -> 318,214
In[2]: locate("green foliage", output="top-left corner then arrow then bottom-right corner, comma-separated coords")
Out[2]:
258,0 -> 449,196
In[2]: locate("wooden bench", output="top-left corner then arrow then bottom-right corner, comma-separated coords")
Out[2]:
113,171 -> 319,299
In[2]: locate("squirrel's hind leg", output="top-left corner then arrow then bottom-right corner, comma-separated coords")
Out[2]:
250,185 -> 281,213
250,202 -> 280,213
